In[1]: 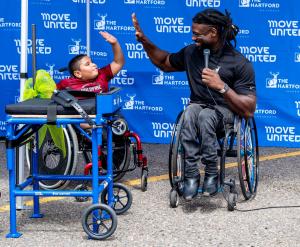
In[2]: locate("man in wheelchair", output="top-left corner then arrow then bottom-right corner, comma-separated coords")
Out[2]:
132,9 -> 256,200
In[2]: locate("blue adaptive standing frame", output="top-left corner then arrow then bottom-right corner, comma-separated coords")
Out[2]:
5,87 -> 122,238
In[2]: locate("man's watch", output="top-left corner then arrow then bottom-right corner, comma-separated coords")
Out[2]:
219,83 -> 229,94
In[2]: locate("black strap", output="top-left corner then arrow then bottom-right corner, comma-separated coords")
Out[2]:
47,102 -> 57,124
51,90 -> 95,126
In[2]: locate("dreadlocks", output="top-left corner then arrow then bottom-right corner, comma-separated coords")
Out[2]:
192,9 -> 239,48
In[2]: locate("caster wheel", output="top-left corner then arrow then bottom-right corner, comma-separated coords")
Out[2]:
141,169 -> 148,192
227,193 -> 237,211
82,203 -> 117,240
74,184 -> 89,202
101,183 -> 132,215
169,189 -> 179,208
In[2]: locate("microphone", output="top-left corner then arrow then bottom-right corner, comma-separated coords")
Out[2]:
203,49 -> 210,68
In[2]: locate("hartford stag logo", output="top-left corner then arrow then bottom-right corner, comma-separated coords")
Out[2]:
152,69 -> 188,87
123,95 -> 163,112
68,39 -> 86,55
45,63 -> 68,80
265,72 -> 300,90
238,0 -> 280,9
266,72 -> 280,88
94,13 -> 134,33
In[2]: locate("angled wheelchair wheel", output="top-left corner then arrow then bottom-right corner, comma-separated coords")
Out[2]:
26,124 -> 79,190
168,111 -> 185,193
237,117 -> 259,200
101,183 -> 132,215
82,203 -> 117,240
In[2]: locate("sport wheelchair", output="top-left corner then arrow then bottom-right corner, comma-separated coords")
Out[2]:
169,110 -> 259,211
25,94 -> 148,193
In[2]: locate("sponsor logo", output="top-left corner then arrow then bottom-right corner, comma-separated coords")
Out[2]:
94,14 -> 134,33
68,39 -> 108,57
152,69 -> 188,87
239,46 -> 276,63
72,0 -> 106,3
0,17 -> 20,29
181,97 -> 190,110
14,38 -> 52,55
238,0 -> 280,9
152,122 -> 175,139
295,101 -> 300,117
0,64 -> 19,81
154,16 -> 190,33
68,38 -> 85,55
255,105 -> 277,118
45,63 -> 69,80
265,72 -> 300,90
41,12 -> 77,30
185,0 -> 221,7
124,0 -> 165,6
125,43 -> 149,59
110,70 -> 135,85
123,94 -> 163,112
268,20 -> 300,37
265,126 -> 300,143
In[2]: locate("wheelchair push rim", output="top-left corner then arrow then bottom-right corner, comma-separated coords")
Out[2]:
168,111 -> 185,190
237,117 -> 259,200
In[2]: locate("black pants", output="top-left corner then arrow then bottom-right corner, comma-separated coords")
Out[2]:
180,103 -> 234,178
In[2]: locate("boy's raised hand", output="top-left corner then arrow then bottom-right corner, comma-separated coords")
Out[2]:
99,31 -> 118,44
131,13 -> 145,42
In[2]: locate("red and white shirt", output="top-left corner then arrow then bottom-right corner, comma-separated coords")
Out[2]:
56,65 -> 113,93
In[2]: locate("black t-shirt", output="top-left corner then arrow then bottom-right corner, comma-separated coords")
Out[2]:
169,44 -> 256,106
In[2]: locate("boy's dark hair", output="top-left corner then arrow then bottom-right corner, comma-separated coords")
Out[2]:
68,54 -> 87,77
192,9 -> 239,48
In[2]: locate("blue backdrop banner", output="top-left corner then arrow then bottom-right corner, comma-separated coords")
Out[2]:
1,0 -> 299,147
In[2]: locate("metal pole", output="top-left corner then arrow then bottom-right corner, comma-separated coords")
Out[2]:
86,0 -> 90,56
32,24 -> 37,86
17,0 -> 28,210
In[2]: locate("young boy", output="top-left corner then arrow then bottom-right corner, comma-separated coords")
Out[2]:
56,31 -> 125,93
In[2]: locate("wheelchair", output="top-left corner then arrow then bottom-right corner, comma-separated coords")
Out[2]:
168,110 -> 259,211
25,115 -> 149,194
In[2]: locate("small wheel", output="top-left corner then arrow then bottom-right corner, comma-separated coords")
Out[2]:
227,193 -> 237,211
81,203 -> 117,240
169,189 -> 179,208
141,169 -> 148,192
101,183 -> 132,215
74,184 -> 89,202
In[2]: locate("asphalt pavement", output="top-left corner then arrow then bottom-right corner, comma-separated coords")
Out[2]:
0,142 -> 299,247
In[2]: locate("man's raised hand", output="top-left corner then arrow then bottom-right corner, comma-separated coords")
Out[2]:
132,13 -> 145,42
